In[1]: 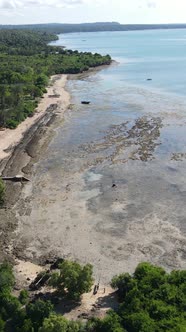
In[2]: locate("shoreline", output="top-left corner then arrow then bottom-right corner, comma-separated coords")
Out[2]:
0,61 -> 116,174
0,63 -> 113,263
0,74 -> 70,173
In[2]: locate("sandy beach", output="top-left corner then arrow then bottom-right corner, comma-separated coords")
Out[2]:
0,73 -> 71,267
0,74 -> 70,171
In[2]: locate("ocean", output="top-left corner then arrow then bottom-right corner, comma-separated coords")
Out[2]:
19,30 -> 186,281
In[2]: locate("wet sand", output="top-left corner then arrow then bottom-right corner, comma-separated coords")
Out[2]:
0,74 -> 69,172
0,74 -> 70,263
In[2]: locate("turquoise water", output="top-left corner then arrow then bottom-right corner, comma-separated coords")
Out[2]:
51,29 -> 186,161
54,29 -> 186,96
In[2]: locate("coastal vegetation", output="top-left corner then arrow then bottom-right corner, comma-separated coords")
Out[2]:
0,29 -> 111,129
49,260 -> 94,300
1,261 -> 186,331
1,23 -> 186,34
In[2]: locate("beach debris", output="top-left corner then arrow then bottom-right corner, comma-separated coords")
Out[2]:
48,94 -> 60,98
112,183 -> 117,188
2,175 -> 30,182
81,101 -> 91,105
29,270 -> 50,291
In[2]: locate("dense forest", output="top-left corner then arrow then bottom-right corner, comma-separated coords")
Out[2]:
0,29 -> 111,128
1,22 -> 186,34
0,261 -> 186,331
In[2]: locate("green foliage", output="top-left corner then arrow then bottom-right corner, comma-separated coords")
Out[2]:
0,29 -> 111,129
111,273 -> 133,300
0,179 -> 5,205
26,299 -> 53,331
0,262 -> 14,292
49,261 -> 94,300
39,314 -> 83,332
0,292 -> 21,321
111,262 -> 186,331
19,289 -> 29,305
0,319 -> 5,332
15,318 -> 34,332
123,311 -> 156,332
87,311 -> 126,332
0,261 -> 186,331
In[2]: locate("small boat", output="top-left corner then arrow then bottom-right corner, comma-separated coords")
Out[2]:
81,101 -> 90,105
2,175 -> 30,182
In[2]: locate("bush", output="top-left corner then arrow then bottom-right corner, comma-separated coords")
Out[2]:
19,290 -> 29,305
0,262 -> 14,292
5,119 -> 19,129
39,314 -> 83,332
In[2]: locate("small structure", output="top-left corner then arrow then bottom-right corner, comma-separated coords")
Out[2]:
2,175 -> 30,182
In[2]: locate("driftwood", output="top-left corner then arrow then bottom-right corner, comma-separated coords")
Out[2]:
29,271 -> 50,291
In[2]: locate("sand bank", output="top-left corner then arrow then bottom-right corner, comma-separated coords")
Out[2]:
0,74 -> 70,169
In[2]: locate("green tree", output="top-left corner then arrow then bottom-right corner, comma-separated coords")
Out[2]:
49,261 -> 94,300
0,293 -> 21,321
39,314 -> 83,332
26,300 -> 53,331
111,273 -> 133,300
124,312 -> 156,332
87,311 -> 125,332
15,318 -> 34,332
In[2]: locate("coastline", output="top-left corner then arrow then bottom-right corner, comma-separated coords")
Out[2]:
0,61 -> 116,173
0,63 -> 113,264
0,74 -> 70,173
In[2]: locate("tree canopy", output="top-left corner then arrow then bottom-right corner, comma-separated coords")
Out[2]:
0,29 -> 111,129
0,261 -> 186,331
110,262 -> 186,331
49,261 -> 94,300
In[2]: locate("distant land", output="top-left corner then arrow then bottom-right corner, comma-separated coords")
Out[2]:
1,22 -> 186,34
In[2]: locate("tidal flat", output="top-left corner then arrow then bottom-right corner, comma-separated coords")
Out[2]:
7,72 -> 186,285
2,29 -> 186,285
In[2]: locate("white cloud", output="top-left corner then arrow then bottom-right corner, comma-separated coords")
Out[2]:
0,0 -> 84,9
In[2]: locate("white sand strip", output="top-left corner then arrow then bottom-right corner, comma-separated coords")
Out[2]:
0,74 -> 70,163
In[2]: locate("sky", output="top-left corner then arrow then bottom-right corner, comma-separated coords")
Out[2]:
0,0 -> 186,25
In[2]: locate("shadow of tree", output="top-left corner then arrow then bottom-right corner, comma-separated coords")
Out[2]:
94,290 -> 119,311
33,290 -> 81,315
